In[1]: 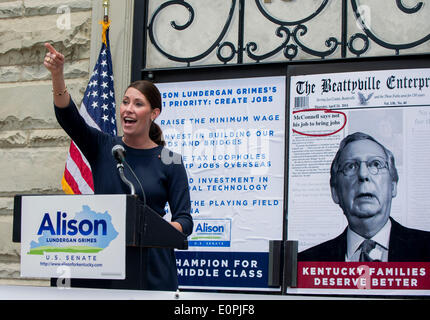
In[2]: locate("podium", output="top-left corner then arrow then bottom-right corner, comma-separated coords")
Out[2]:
12,194 -> 188,290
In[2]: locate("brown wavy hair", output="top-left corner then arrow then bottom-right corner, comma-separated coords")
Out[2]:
126,80 -> 165,146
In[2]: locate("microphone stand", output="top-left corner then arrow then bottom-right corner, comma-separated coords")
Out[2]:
112,144 -> 148,289
116,163 -> 136,196
116,161 -> 146,289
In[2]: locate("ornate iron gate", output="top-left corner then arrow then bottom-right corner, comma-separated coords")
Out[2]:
132,0 -> 430,74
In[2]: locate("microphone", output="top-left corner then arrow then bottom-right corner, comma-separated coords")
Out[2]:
112,144 -> 135,196
112,144 -> 126,163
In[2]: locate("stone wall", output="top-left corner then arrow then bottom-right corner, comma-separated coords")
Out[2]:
0,0 -> 92,286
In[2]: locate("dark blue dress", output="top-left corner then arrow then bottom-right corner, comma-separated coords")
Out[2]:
53,98 -> 193,291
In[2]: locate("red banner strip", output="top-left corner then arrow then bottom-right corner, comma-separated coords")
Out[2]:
297,261 -> 430,290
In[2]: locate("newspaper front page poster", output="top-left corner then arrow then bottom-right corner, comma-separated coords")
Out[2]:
287,67 -> 430,296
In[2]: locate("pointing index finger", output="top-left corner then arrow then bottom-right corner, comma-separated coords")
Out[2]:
44,43 -> 58,55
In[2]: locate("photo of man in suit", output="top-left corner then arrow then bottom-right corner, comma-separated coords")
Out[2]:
298,132 -> 430,262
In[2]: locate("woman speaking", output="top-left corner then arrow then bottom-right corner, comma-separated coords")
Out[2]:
44,43 -> 193,291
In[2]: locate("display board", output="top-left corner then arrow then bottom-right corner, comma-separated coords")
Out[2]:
20,195 -> 126,280
286,65 -> 430,296
156,76 -> 286,290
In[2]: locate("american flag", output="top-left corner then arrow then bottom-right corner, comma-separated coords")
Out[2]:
61,23 -> 117,194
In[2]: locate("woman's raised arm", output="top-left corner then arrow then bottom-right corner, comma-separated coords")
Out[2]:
43,43 -> 70,108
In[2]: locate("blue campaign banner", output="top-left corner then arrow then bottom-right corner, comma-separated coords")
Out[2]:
176,251 -> 269,288
157,76 -> 285,291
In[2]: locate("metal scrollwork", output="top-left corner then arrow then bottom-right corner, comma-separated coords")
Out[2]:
348,33 -> 369,57
254,0 -> 330,26
396,0 -> 423,14
217,41 -> 237,64
291,25 -> 340,60
246,26 -> 292,62
144,0 -> 430,68
168,1 -> 194,30
148,0 -> 237,66
247,0 -> 339,62
350,0 -> 430,56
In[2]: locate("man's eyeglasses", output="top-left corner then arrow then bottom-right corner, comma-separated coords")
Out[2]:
337,157 -> 389,177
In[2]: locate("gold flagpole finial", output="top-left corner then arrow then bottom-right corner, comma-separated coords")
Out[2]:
103,0 -> 109,23
100,0 -> 110,45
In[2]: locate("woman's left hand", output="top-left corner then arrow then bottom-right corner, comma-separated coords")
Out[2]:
170,221 -> 183,233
